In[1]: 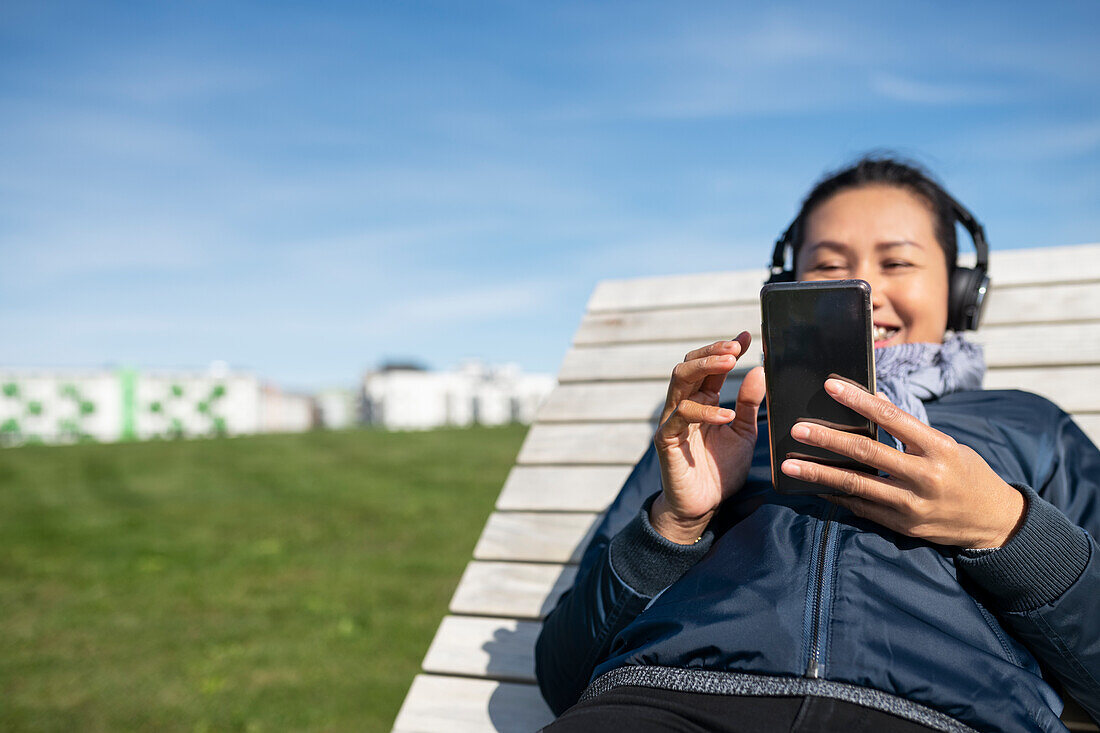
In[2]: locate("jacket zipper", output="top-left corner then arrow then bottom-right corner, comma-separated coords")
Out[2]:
805,504 -> 839,679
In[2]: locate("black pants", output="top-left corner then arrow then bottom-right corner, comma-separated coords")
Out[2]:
541,686 -> 941,733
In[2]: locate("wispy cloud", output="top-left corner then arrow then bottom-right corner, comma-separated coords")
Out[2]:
950,118 -> 1100,161
869,73 -> 1008,106
0,101 -> 219,166
374,278 -> 564,334
84,62 -> 267,105
0,221 -> 219,284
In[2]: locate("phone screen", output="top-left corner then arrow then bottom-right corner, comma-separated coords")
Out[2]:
760,280 -> 876,495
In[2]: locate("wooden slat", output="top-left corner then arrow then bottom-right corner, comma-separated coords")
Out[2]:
518,413 -> 1098,469
537,380 -> 668,423
518,413 -> 1100,472
517,422 -> 654,465
975,323 -> 1100,367
475,512 -> 600,563
494,403 -> 1100,513
450,561 -> 576,620
518,410 -> 1100,469
979,243 -> 1100,287
984,281 -> 1100,325
539,374 -> 751,423
496,465 -> 632,512
393,674 -> 553,733
560,322 -> 1100,382
575,283 -> 1100,346
1074,414 -> 1100,447
584,243 -> 1100,313
575,303 -> 760,346
538,365 -> 1100,424
586,269 -> 767,313
559,340 -> 760,383
983,367 -> 1100,413
422,615 -> 541,683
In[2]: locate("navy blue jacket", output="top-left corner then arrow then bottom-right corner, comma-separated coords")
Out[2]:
536,390 -> 1100,732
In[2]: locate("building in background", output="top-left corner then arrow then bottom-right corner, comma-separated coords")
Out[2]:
0,360 -> 555,445
361,360 -> 554,430
315,388 -> 359,430
0,365 -> 313,445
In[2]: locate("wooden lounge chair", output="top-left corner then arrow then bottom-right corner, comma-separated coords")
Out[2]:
393,242 -> 1100,733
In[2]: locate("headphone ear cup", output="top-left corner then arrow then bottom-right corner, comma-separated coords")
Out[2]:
765,270 -> 796,285
948,267 -> 990,332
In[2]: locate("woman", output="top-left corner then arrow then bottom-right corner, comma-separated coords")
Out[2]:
535,157 -> 1100,732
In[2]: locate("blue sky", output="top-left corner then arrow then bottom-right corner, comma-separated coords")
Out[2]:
1,1 -> 1098,389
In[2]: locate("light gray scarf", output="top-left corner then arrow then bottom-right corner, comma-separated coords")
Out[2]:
874,334 -> 986,448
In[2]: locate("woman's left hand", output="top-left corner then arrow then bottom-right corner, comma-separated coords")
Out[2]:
780,378 -> 1026,549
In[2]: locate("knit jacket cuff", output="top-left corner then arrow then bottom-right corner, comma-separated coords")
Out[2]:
957,483 -> 1091,612
608,492 -> 715,597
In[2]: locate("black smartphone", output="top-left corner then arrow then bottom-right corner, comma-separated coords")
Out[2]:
760,279 -> 877,495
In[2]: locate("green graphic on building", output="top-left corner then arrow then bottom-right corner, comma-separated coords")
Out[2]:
0,369 -> 237,446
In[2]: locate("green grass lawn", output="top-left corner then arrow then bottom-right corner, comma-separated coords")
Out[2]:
0,425 -> 528,732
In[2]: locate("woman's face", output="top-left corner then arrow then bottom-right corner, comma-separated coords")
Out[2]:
795,184 -> 950,347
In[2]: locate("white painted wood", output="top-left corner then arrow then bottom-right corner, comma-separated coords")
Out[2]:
496,465 -> 632,512
518,412 -> 1100,473
586,269 -> 767,312
518,411 -> 1100,472
535,366 -> 1098,424
560,323 -> 1100,383
539,375 -> 753,423
450,561 -> 576,620
575,283 -> 1100,346
976,243 -> 1100,287
392,674 -> 553,733
474,512 -> 600,564
537,380 -> 669,423
574,303 -> 761,346
421,616 -> 541,683
974,323 -> 1100,367
983,281 -> 1100,325
559,340 -> 762,383
983,367 -> 1100,413
1074,414 -> 1100,447
584,244 -> 1100,313
495,388 -> 1100,515
517,422 -> 655,465
574,298 -> 1100,349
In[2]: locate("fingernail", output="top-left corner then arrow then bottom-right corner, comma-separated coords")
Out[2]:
782,460 -> 801,477
824,379 -> 844,395
791,423 -> 810,440
718,408 -> 735,420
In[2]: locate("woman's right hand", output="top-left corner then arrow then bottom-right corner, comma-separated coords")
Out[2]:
650,332 -> 766,544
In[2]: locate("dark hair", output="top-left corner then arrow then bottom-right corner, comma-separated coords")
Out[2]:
789,156 -> 958,273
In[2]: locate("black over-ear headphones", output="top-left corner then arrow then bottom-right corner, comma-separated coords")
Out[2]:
766,193 -> 990,332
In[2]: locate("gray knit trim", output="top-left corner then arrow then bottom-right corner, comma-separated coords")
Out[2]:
608,492 -> 714,597
580,666 -> 978,733
957,483 -> 1091,612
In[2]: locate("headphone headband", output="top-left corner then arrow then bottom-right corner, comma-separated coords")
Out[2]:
770,221 -> 797,276
943,193 -> 988,270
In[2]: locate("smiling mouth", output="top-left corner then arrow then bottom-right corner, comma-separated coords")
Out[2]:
873,325 -> 900,343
